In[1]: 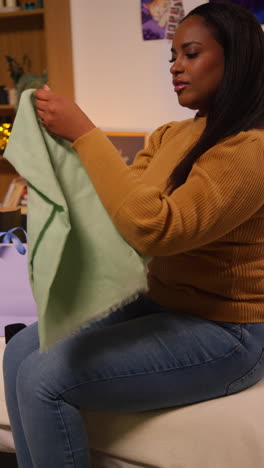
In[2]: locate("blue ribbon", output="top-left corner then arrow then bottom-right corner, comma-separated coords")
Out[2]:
0,228 -> 27,255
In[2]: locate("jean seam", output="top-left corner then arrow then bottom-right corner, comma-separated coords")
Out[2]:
227,347 -> 264,394
218,322 -> 243,343
57,399 -> 77,468
59,339 -> 243,398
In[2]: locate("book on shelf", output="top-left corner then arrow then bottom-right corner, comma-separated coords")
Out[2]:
2,177 -> 27,208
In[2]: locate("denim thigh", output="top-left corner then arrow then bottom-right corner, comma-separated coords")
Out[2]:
12,295 -> 264,412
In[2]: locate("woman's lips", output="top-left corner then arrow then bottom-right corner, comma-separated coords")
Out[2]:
173,81 -> 189,93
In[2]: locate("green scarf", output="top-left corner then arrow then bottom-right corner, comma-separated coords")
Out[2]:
4,90 -> 149,351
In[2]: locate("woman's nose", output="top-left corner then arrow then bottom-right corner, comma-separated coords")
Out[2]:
170,57 -> 184,75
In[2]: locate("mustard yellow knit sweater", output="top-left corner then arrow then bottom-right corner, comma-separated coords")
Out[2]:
73,117 -> 264,323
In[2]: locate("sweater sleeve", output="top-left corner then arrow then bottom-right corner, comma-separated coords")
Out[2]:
72,122 -> 175,213
73,128 -> 264,256
127,122 -> 175,178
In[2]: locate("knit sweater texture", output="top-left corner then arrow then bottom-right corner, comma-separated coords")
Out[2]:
73,117 -> 264,323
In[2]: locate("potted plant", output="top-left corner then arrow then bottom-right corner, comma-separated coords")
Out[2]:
5,54 -> 48,106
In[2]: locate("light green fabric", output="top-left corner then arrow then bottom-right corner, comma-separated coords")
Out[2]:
4,90 -> 149,351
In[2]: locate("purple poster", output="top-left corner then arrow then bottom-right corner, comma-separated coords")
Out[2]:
141,0 -> 185,41
209,0 -> 264,23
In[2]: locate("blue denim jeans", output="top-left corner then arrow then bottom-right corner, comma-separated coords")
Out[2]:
3,295 -> 264,468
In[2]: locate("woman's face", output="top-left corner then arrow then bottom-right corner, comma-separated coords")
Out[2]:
170,15 -> 225,116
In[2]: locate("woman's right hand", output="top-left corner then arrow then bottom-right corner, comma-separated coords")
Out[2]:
34,86 -> 96,142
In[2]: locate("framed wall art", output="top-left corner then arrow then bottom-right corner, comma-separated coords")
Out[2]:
104,132 -> 149,165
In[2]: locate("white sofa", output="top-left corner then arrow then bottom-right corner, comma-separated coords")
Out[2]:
1,335 -> 264,468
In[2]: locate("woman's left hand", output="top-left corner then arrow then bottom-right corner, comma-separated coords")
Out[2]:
34,86 -> 96,142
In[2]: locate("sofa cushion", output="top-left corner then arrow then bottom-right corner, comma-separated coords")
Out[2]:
1,336 -> 264,467
83,378 -> 264,468
0,338 -> 15,453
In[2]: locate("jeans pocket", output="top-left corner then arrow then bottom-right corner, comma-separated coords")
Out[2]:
214,321 -> 243,341
227,348 -> 264,395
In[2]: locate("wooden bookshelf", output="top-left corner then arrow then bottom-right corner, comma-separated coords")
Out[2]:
0,8 -> 44,18
0,157 -> 16,203
44,0 -> 74,97
0,105 -> 15,110
0,0 -> 74,96
0,105 -> 16,116
0,0 -> 75,205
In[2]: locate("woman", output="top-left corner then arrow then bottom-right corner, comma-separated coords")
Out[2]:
4,2 -> 264,467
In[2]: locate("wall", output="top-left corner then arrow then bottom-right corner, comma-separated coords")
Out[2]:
69,0 -> 203,133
